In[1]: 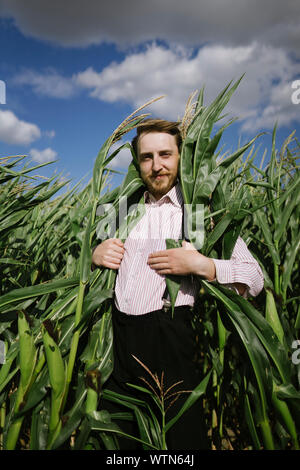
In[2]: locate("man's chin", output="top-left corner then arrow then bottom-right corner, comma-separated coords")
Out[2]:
147,179 -> 175,199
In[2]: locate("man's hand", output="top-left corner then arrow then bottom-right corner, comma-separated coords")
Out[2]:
92,238 -> 125,270
147,241 -> 216,281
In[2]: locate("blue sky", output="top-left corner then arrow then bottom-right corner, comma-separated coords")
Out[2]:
0,1 -> 299,193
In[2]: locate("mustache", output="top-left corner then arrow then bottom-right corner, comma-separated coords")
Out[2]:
151,172 -> 169,177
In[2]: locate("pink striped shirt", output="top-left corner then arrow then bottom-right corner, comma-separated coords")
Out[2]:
114,183 -> 264,315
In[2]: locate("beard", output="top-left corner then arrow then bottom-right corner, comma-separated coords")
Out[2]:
142,172 -> 178,200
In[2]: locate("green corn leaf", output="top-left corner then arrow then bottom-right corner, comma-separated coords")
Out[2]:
281,231 -> 300,299
77,287 -> 114,329
193,135 -> 261,205
42,320 -> 66,448
193,120 -> 234,189
4,313 -> 37,450
244,392 -> 262,449
0,209 -> 29,234
245,181 -> 277,190
254,210 -> 280,266
215,285 -> 291,384
164,239 -> 182,317
81,310 -> 114,385
110,389 -> 154,448
18,311 -> 37,394
104,142 -> 135,168
87,410 -> 158,449
265,288 -> 285,345
272,382 -> 299,449
222,221 -> 243,260
93,136 -> 114,198
274,187 -> 300,245
14,366 -> 49,417
79,212 -> 92,284
29,399 -> 50,450
0,277 -> 79,310
102,388 -> 148,407
165,370 -> 212,432
217,311 -> 227,352
203,212 -> 233,256
202,282 -> 273,407
52,383 -> 87,449
42,321 -> 66,401
0,342 -> 18,393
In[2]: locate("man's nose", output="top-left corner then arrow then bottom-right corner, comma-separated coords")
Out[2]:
152,155 -> 163,172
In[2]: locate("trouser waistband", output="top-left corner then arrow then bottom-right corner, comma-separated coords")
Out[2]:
112,303 -> 193,321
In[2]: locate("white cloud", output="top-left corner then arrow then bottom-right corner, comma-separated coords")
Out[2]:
13,68 -> 78,99
11,42 -> 298,134
0,0 -> 299,56
75,43 -> 300,133
0,109 -> 41,145
8,42 -> 299,136
29,147 -> 57,163
242,82 -> 300,132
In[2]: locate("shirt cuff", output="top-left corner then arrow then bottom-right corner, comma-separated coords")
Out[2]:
211,258 -> 264,297
212,259 -> 235,285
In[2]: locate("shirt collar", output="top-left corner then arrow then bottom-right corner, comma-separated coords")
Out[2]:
144,181 -> 183,208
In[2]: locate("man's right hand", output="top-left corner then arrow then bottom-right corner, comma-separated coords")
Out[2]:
92,238 -> 125,270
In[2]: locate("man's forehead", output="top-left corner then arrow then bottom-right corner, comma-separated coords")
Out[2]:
138,131 -> 178,151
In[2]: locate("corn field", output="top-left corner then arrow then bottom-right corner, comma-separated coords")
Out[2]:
0,80 -> 299,451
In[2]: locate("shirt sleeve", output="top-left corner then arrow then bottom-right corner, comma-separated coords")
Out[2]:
211,236 -> 264,298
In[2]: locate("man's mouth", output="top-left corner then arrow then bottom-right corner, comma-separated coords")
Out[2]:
153,174 -> 168,180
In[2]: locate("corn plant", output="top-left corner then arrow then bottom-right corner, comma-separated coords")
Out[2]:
0,81 -> 299,450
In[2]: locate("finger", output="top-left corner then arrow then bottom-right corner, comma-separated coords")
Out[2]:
148,256 -> 168,266
152,267 -> 173,275
148,261 -> 170,270
106,262 -> 122,270
148,250 -> 168,259
106,252 -> 123,262
103,257 -> 122,268
113,238 -> 124,247
110,244 -> 125,255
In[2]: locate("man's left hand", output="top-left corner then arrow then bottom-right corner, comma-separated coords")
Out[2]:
147,241 -> 216,281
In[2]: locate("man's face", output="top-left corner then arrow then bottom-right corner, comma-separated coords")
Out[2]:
137,132 -> 180,200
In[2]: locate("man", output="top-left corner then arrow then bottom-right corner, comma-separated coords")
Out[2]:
92,119 -> 264,450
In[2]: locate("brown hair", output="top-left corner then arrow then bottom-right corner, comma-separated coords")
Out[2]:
131,119 -> 182,158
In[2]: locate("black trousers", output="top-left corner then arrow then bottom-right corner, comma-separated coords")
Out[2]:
101,304 -> 209,450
